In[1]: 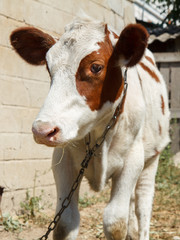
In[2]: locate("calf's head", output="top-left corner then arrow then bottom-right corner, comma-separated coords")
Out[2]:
10,19 -> 148,147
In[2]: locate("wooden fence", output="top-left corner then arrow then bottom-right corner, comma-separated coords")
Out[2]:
154,52 -> 180,154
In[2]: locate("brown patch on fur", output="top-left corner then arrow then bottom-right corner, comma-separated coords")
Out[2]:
76,29 -> 124,111
139,62 -> 160,83
113,31 -> 119,39
154,149 -> 160,158
126,233 -> 138,240
145,56 -> 155,65
158,121 -> 162,135
161,95 -> 165,115
76,24 -> 148,111
10,27 -> 55,65
137,72 -> 143,88
113,24 -> 149,67
106,219 -> 127,240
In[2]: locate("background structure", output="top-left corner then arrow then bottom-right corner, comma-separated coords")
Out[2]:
0,0 -> 135,213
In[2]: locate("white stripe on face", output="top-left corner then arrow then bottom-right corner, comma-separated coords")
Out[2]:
33,20 -> 111,145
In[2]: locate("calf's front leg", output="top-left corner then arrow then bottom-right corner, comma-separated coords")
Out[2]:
52,148 -> 80,240
103,141 -> 144,240
135,155 -> 159,240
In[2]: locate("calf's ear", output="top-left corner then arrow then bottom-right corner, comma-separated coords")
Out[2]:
111,24 -> 149,67
10,27 -> 56,65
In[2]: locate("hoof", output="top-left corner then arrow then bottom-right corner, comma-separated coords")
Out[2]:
105,219 -> 127,240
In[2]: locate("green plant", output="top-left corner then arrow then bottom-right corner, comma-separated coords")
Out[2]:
19,169 -> 52,225
79,183 -> 111,209
156,145 -> 180,196
2,213 -> 23,232
79,194 -> 97,208
151,145 -> 180,239
18,189 -> 52,227
20,190 -> 44,221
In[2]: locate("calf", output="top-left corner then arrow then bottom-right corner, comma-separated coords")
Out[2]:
10,17 -> 170,240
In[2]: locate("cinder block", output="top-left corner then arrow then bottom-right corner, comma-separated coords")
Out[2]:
103,10 -> 124,33
0,133 -> 53,160
114,14 -> 124,33
36,0 -> 74,15
24,79 -> 50,108
107,0 -> 124,18
72,0 -> 91,17
105,10 -> 117,29
0,149 -> 3,161
89,0 -> 108,8
124,0 -> 136,25
1,185 -> 56,214
0,0 -> 24,21
0,133 -> 21,160
0,14 -> 60,49
0,106 -> 38,133
71,0 -> 124,31
0,78 -> 30,107
0,76 -> 50,108
77,0 -> 103,21
1,176 -> 96,213
24,0 -> 73,34
73,0 -> 108,22
0,46 -> 49,82
0,159 -> 54,190
0,15 -> 25,48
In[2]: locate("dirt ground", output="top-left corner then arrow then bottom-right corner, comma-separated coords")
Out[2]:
0,188 -> 180,240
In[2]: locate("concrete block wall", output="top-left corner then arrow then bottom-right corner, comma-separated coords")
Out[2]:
0,0 -> 135,213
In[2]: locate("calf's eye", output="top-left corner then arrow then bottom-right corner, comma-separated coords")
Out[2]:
91,64 -> 103,74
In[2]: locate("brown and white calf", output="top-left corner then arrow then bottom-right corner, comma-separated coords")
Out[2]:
10,17 -> 170,240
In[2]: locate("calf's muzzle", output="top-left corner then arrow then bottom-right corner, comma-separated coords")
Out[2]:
32,120 -> 61,147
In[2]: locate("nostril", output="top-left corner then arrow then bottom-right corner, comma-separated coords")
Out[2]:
32,121 -> 61,146
32,121 -> 60,139
47,127 -> 59,138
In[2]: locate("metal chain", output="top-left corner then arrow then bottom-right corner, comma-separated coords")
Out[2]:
38,68 -> 128,240
39,168 -> 85,240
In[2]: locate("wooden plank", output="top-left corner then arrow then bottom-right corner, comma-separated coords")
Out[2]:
171,109 -> 180,118
156,53 -> 180,154
171,119 -> 180,154
159,63 -> 171,108
171,63 -> 180,110
154,52 -> 180,63
159,63 -> 170,88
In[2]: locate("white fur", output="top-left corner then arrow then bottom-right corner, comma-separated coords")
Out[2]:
32,18 -> 170,240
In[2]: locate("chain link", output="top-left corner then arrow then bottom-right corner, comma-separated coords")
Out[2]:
39,167 -> 85,240
38,68 -> 128,240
